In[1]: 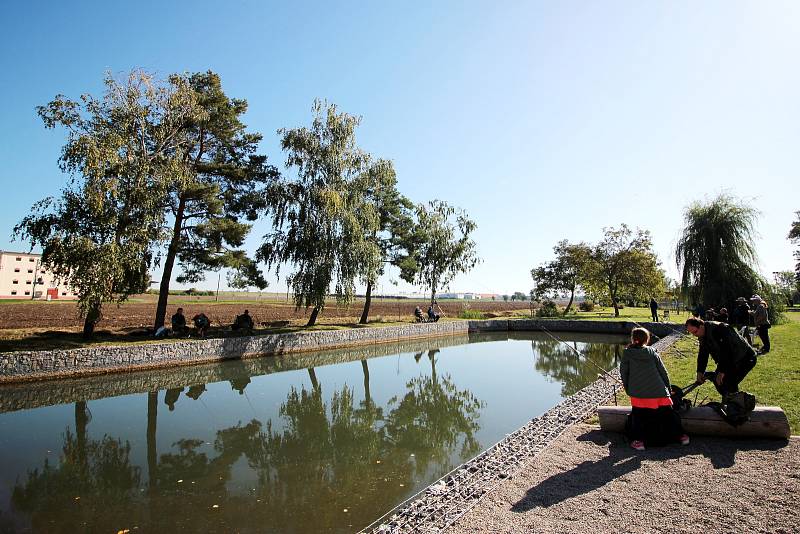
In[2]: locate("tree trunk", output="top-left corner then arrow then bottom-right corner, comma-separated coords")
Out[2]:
308,367 -> 320,391
563,283 -> 576,315
147,391 -> 158,492
82,300 -> 101,340
361,360 -> 371,404
75,401 -> 88,466
154,195 -> 186,330
307,306 -> 320,327
359,280 -> 373,324
430,287 -> 437,306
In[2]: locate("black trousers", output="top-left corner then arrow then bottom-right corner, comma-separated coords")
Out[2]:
756,325 -> 771,352
651,309 -> 658,322
628,406 -> 684,446
708,357 -> 757,396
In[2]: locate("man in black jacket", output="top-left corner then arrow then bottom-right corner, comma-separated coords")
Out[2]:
685,317 -> 757,396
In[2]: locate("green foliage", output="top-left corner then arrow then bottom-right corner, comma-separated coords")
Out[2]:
259,100 -> 381,326
15,71 -> 179,335
531,240 -> 592,314
676,193 -> 765,309
583,224 -> 665,317
788,212 -> 800,287
578,300 -> 595,312
774,271 -> 797,307
411,200 -> 479,303
153,70 -> 277,328
535,300 -> 560,317
458,303 -> 485,319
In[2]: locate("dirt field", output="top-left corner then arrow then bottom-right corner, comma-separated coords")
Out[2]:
0,296 -> 532,351
0,297 -> 530,330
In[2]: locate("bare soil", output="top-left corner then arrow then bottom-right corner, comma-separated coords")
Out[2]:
0,297 -> 532,352
446,423 -> 799,534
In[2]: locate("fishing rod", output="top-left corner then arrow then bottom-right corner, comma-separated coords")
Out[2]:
628,319 -> 695,359
538,325 -> 623,386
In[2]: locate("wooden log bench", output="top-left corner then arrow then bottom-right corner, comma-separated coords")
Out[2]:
597,405 -> 790,440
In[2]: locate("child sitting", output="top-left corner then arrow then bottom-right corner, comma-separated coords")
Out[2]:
620,327 -> 689,450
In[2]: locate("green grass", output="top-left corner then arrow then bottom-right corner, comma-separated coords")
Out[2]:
612,311 -> 800,434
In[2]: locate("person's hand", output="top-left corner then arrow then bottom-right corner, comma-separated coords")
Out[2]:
696,372 -> 706,384
715,372 -> 725,387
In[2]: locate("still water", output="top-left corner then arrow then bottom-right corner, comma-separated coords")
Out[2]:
0,331 -> 625,533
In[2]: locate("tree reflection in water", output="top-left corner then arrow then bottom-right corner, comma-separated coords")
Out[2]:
10,352 -> 486,532
531,339 -> 621,396
12,401 -> 142,534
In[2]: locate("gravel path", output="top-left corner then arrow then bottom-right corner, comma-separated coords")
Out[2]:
445,423 -> 800,534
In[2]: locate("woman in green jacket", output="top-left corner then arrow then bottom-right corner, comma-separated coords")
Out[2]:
620,327 -> 689,451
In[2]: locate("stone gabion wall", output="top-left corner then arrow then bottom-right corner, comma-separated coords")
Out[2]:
0,318 -> 681,383
0,321 -> 469,383
0,333 -> 471,413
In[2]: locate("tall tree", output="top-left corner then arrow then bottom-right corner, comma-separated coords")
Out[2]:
583,224 -> 664,317
153,71 -> 277,330
789,211 -> 800,286
357,159 -> 418,324
258,100 -> 381,326
15,71 -> 189,337
412,200 -> 479,304
531,240 -> 591,315
676,194 -> 764,309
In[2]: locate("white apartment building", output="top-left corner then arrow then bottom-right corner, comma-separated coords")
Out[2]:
0,251 -> 77,299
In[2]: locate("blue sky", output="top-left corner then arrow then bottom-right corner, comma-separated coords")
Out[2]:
1,1 -> 798,295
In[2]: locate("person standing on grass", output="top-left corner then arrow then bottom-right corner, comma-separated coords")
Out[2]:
650,297 -> 659,322
685,317 -> 757,396
620,327 -> 689,451
750,295 -> 771,354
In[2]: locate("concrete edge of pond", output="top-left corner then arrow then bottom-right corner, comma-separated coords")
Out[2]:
362,331 -> 682,534
0,319 -> 679,384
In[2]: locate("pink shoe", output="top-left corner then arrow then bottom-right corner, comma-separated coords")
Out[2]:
630,440 -> 645,451
680,434 -> 690,446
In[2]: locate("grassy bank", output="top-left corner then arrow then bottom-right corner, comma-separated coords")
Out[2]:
612,311 -> 800,434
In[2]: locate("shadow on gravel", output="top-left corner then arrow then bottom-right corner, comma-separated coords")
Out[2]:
511,429 -> 789,512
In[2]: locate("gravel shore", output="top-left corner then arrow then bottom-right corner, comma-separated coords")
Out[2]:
445,423 -> 799,534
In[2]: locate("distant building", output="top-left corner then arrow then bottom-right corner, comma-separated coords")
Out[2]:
0,251 -> 77,300
437,292 -> 481,300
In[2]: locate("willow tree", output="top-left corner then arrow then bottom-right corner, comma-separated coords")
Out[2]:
152,71 -> 277,330
259,100 -> 381,326
357,158 -> 418,324
15,71 -> 192,337
412,200 -> 479,305
676,194 -> 764,309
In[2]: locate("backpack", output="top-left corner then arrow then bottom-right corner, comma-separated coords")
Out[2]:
709,391 -> 757,426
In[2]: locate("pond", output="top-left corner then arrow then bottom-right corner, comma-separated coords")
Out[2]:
0,331 -> 626,533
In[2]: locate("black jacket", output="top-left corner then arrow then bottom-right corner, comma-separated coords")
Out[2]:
696,321 -> 757,374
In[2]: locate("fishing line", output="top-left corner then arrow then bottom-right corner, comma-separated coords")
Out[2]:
537,325 -> 623,386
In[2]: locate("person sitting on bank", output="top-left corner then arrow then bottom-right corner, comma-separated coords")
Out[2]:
685,317 -> 757,397
232,309 -> 254,332
171,307 -> 187,335
620,327 -> 689,451
427,304 -> 440,322
192,313 -> 211,338
750,295 -> 771,354
414,306 -> 424,322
